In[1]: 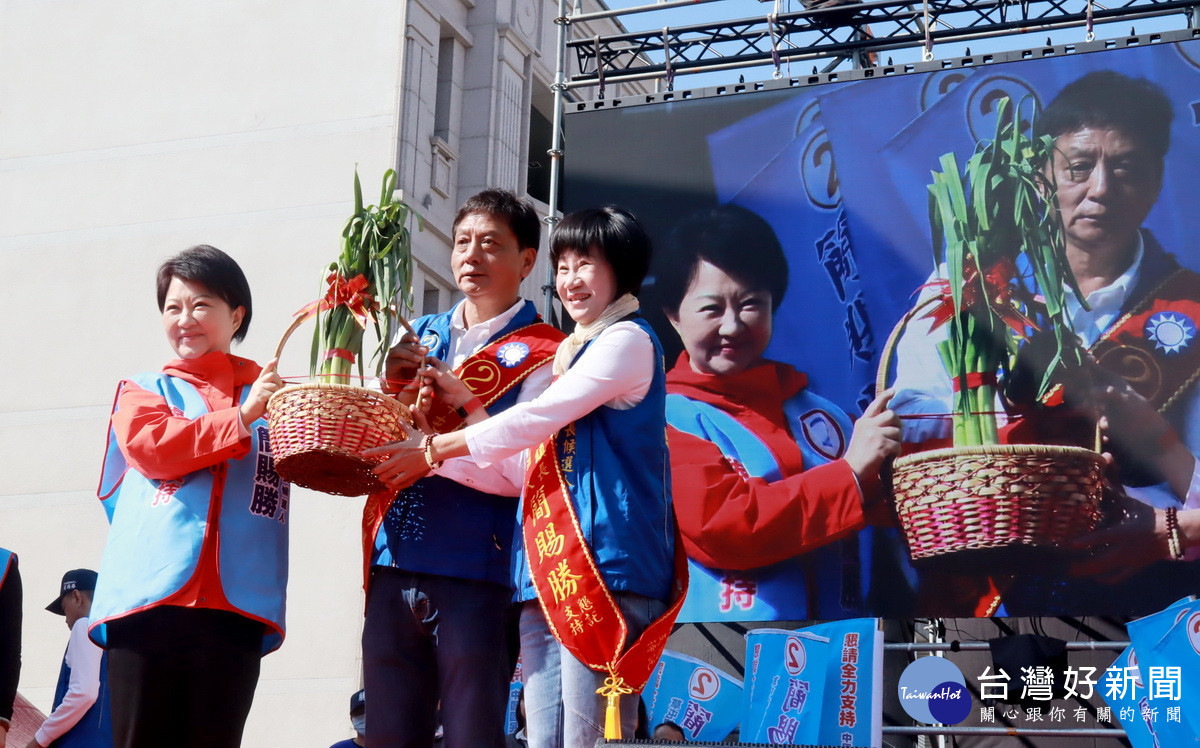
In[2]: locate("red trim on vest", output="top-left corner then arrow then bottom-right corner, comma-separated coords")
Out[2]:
361,322 -> 565,593
424,323 -> 563,433
1044,269 -> 1200,412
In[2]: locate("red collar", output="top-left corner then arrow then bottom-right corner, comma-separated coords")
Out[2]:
162,352 -> 261,407
666,353 -> 808,414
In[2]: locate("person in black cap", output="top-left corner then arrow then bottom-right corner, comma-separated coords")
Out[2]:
327,690 -> 364,748
30,569 -> 111,748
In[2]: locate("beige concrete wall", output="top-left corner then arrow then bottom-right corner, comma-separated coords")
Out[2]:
0,0 -> 647,743
0,0 -> 407,744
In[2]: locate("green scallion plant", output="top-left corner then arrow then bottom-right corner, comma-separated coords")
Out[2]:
305,168 -> 422,385
925,96 -> 1086,446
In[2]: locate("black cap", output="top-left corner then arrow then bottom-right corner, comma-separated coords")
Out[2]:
46,569 -> 98,615
350,689 -> 365,716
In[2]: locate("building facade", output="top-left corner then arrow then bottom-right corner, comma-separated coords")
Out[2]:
0,0 -> 643,743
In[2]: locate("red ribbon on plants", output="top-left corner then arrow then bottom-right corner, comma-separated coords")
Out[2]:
322,348 -> 356,364
951,372 -> 999,392
294,272 -> 376,329
921,257 -> 1038,338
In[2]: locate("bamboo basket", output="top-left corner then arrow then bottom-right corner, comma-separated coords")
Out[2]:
266,315 -> 413,497
879,303 -> 1105,561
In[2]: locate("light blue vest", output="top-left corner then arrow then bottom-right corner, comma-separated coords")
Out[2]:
514,317 -> 675,603
90,372 -> 289,654
667,390 -> 877,621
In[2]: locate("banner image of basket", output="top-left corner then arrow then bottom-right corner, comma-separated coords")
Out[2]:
266,168 -> 421,496
875,95 -> 1106,561
879,304 -> 1106,562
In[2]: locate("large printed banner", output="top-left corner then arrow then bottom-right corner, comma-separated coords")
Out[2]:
741,619 -> 883,746
641,649 -> 743,741
564,32 -> 1200,620
1109,596 -> 1200,744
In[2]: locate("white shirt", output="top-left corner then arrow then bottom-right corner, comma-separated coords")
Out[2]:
429,299 -> 555,495
444,320 -> 656,495
1064,239 -> 1144,348
35,617 -> 103,747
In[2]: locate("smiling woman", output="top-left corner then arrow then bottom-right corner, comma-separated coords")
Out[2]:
88,245 -> 290,748
657,204 -> 911,621
364,206 -> 681,747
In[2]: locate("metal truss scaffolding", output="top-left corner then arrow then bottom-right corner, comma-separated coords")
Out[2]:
565,0 -> 1200,88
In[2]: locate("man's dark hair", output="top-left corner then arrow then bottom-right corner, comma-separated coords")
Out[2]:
658,203 -> 790,316
156,244 -> 253,343
652,720 -> 686,740
453,189 -> 541,251
550,206 -> 652,297
1037,71 -> 1174,160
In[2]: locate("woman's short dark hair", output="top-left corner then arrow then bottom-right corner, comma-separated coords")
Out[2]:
452,189 -> 541,251
156,245 -> 253,343
1037,71 -> 1173,161
550,206 -> 652,297
658,204 -> 790,316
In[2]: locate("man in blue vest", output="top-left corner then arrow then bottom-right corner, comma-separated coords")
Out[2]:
362,189 -> 565,748
31,570 -> 111,748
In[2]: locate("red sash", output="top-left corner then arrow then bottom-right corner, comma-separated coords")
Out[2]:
423,323 -> 563,433
362,322 -> 563,592
524,426 -> 688,738
1043,269 -> 1200,411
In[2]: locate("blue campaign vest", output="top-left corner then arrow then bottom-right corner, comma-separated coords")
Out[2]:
514,317 -> 675,603
49,634 -> 113,748
371,300 -> 546,586
667,390 -> 875,621
90,372 -> 289,654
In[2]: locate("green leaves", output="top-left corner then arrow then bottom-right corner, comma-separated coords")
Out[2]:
926,95 -> 1084,446
312,168 -> 422,383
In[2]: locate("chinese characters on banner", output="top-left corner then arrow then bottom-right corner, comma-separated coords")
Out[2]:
641,649 -> 742,742
741,619 -> 883,747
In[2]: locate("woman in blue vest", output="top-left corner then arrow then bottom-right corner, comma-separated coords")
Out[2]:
367,207 -> 674,748
89,245 -> 289,748
658,204 -> 913,621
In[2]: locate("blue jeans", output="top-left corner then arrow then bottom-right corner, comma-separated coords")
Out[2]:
519,593 -> 666,748
363,568 -> 513,748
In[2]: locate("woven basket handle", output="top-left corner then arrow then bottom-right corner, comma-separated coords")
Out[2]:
274,309 -> 417,361
875,295 -> 940,399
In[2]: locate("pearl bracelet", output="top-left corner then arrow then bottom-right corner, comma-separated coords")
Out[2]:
422,433 -> 443,469
1166,507 -> 1184,561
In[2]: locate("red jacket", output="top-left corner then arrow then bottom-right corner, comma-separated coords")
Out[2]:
666,354 -> 867,570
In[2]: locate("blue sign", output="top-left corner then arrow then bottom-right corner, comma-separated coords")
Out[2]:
642,649 -> 742,741
1118,597 -> 1200,744
742,629 -> 831,745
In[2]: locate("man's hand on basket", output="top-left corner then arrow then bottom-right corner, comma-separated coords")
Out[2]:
845,388 -> 902,484
240,358 -> 283,428
411,359 -> 476,411
1069,496 -> 1168,582
363,426 -> 430,492
1096,380 -> 1195,497
383,332 -> 429,402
